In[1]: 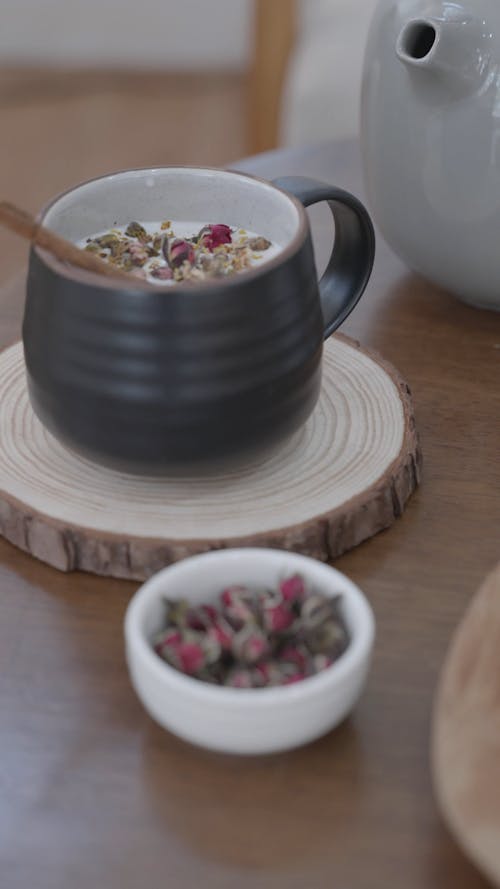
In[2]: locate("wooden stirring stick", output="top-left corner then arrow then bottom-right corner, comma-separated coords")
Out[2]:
0,201 -> 138,284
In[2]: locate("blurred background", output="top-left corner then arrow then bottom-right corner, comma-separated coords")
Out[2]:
0,0 -> 377,284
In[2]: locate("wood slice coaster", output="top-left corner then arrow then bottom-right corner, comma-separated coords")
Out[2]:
0,335 -> 420,580
432,563 -> 500,887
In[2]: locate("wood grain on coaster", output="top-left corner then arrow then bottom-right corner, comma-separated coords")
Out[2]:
0,335 -> 421,579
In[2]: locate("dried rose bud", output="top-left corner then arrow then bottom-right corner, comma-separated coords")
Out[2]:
282,672 -> 307,686
175,642 -> 206,675
201,603 -> 218,623
206,615 -> 234,652
250,663 -> 269,687
305,617 -> 349,657
257,585 -> 282,609
252,661 -> 280,687
232,624 -> 270,665
150,266 -> 173,281
220,585 -> 247,607
279,643 -> 309,674
279,574 -> 306,603
154,628 -> 183,655
128,243 -> 149,266
312,653 -> 334,673
164,237 -> 196,269
187,603 -> 218,631
220,585 -> 256,628
197,224 -> 232,251
262,600 -> 295,633
155,634 -> 199,673
225,667 -> 255,689
165,599 -> 189,627
300,594 -> 337,630
198,631 -> 221,666
162,627 -> 220,673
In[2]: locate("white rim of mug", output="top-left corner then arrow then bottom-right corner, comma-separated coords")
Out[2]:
34,166 -> 310,293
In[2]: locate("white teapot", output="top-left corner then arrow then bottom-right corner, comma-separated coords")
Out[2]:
361,0 -> 500,311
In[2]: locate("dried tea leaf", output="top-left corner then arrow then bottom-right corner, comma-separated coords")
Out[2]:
125,221 -> 150,243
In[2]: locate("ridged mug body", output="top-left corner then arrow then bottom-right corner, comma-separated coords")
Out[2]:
22,167 -> 325,472
22,166 -> 375,473
24,235 -> 323,471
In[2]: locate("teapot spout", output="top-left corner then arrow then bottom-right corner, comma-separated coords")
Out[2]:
397,19 -> 438,64
396,16 -> 491,89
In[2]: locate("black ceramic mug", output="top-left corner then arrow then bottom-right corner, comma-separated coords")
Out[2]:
22,167 -> 375,472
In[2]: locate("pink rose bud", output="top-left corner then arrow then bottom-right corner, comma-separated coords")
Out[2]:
207,616 -> 234,651
301,594 -> 336,629
225,667 -> 255,689
151,266 -> 173,281
251,664 -> 268,687
200,632 -> 221,666
186,610 -> 206,632
279,574 -> 306,603
187,604 -> 218,631
165,599 -> 190,627
245,635 -> 269,663
220,585 -> 255,628
232,625 -> 270,665
262,601 -> 295,633
164,238 -> 196,269
253,661 -> 276,687
198,224 -> 232,251
279,644 -> 308,673
176,642 -> 205,675
201,604 -> 218,623
154,628 -> 182,655
220,585 -> 248,607
312,653 -> 334,673
127,243 -> 149,266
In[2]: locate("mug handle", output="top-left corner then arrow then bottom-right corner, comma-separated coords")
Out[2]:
272,176 -> 376,339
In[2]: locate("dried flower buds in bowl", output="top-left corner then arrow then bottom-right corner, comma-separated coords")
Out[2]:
153,576 -> 350,688
124,549 -> 375,755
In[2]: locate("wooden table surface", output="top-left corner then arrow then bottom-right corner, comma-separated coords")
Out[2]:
1,140 -> 499,889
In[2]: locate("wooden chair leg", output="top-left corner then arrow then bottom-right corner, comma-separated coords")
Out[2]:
247,0 -> 296,155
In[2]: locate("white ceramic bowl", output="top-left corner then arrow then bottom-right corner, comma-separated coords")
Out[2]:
124,549 -> 375,755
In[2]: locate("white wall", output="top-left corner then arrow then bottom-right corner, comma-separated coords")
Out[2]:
281,0 -> 379,144
0,0 -> 253,69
